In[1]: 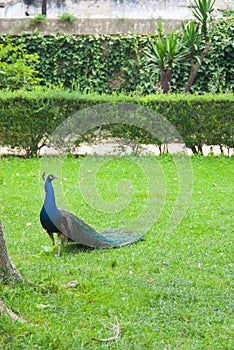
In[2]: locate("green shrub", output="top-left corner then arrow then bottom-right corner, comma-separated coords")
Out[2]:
30,14 -> 48,27
0,42 -> 42,90
58,12 -> 76,24
196,16 -> 234,93
0,90 -> 233,157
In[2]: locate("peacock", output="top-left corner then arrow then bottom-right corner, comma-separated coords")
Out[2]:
40,174 -> 143,256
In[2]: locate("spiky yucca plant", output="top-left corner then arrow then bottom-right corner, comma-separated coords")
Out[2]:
192,0 -> 216,41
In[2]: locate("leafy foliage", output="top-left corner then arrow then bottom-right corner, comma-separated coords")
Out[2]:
146,31 -> 186,71
0,16 -> 233,93
30,14 -> 48,27
181,21 -> 201,60
144,0 -> 216,93
58,12 -> 76,24
144,21 -> 189,93
196,17 -> 234,93
192,0 -> 215,40
0,42 -> 42,90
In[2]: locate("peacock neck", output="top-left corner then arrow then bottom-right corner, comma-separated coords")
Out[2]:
44,180 -> 60,218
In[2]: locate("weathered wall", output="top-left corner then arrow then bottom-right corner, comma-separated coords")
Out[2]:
0,17 -> 182,35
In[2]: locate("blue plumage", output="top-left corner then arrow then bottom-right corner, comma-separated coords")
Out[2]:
40,205 -> 59,235
40,174 -> 143,256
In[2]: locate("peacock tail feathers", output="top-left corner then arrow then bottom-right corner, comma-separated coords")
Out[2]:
100,228 -> 144,247
59,209 -> 144,248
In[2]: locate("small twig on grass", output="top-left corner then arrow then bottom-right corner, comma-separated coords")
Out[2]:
92,316 -> 120,342
0,299 -> 27,323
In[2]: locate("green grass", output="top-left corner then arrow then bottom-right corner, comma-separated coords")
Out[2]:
0,155 -> 233,349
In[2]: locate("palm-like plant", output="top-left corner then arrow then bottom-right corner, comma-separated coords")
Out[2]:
184,0 -> 216,92
181,21 -> 201,58
145,22 -> 187,93
192,0 -> 215,41
144,1 -> 216,93
148,31 -> 186,72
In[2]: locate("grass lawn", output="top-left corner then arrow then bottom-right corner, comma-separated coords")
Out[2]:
0,155 -> 233,349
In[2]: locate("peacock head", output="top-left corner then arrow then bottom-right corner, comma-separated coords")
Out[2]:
47,174 -> 57,182
42,172 -> 57,182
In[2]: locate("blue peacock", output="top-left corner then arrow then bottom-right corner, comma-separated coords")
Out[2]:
40,174 -> 143,256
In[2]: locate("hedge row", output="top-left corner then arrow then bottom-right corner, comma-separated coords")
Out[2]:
0,16 -> 233,94
0,90 -> 233,157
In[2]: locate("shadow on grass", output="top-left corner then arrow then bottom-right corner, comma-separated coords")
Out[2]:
62,242 -> 95,255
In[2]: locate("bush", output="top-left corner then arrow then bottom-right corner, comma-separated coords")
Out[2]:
194,16 -> 234,93
30,14 -> 48,27
58,12 -> 76,24
0,89 -> 233,157
0,42 -> 42,90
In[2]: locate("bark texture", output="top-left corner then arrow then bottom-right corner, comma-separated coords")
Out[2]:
0,299 -> 26,323
42,0 -> 47,15
159,69 -> 172,94
184,43 -> 211,93
0,221 -> 22,282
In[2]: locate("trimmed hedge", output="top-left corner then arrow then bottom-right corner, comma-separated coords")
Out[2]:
0,16 -> 233,94
0,89 -> 233,157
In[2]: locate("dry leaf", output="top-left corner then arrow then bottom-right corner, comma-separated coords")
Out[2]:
63,281 -> 79,288
147,279 -> 155,283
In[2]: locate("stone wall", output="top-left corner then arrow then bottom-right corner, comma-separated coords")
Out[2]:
0,17 -> 182,35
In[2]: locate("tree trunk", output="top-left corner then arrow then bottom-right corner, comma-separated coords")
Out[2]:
0,221 -> 22,283
184,43 -> 211,94
159,69 -> 172,94
42,0 -> 47,15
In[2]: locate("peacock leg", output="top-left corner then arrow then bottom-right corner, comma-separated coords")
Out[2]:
48,232 -> 55,249
57,233 -> 62,257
